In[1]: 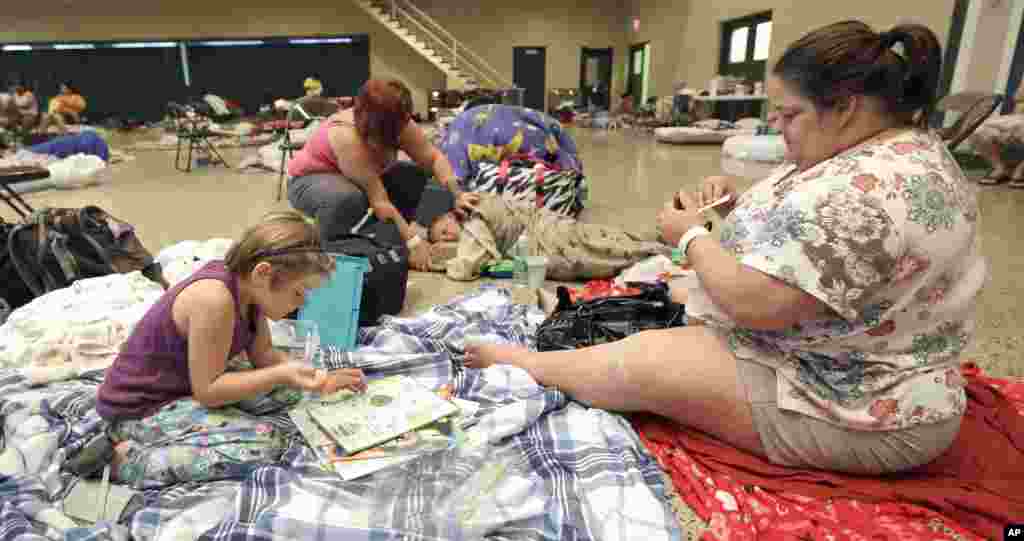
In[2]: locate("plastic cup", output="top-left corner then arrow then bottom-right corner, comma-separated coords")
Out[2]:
525,256 -> 548,289
275,319 -> 320,368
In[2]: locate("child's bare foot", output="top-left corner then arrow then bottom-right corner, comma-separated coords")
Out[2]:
464,343 -> 530,369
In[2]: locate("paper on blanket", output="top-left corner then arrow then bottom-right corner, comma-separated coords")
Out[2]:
307,376 -> 458,454
290,406 -> 457,480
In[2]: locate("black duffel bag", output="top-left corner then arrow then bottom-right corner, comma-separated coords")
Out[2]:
535,282 -> 686,351
1,206 -> 168,322
325,219 -> 409,326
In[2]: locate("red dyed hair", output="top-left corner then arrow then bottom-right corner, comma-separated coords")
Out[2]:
353,79 -> 414,149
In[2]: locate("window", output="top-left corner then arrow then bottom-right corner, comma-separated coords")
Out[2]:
729,27 -> 749,63
633,49 -> 643,75
719,11 -> 772,82
753,21 -> 772,61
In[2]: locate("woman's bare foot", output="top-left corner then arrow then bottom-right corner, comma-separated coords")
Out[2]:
464,343 -> 531,369
536,288 -> 559,316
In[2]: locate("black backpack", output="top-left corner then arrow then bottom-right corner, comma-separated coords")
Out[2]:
325,219 -> 409,326
0,218 -> 33,323
1,206 -> 167,317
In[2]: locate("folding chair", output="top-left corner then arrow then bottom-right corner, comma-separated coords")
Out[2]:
276,103 -> 312,200
276,98 -> 337,201
168,103 -> 231,173
0,165 -> 47,219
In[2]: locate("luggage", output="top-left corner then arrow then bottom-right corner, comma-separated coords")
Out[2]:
1,206 -> 167,314
465,155 -> 588,217
325,219 -> 409,325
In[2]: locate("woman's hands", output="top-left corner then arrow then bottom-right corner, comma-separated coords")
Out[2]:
695,175 -> 740,217
408,239 -> 432,271
657,190 -> 710,246
453,191 -> 480,219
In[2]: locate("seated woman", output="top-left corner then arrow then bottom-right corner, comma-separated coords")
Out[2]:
48,82 -> 87,123
467,21 -> 984,476
273,77 -> 354,116
426,191 -> 669,281
287,78 -> 478,271
12,85 -> 38,131
971,82 -> 1024,187
303,76 -> 323,98
0,91 -> 19,130
37,82 -> 87,135
97,212 -> 366,488
437,103 -> 582,181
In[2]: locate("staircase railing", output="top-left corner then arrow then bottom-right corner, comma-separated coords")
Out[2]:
375,0 -> 512,89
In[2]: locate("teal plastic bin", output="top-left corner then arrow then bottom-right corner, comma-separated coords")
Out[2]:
298,253 -> 368,351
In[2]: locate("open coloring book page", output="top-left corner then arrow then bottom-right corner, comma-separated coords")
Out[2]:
307,375 -> 459,455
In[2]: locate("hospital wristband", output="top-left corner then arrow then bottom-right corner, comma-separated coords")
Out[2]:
406,234 -> 424,250
678,226 -> 711,258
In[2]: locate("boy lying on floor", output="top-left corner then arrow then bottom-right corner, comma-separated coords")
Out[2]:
424,192 -> 671,281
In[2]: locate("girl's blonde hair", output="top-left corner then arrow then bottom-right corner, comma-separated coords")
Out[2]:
224,211 -> 334,286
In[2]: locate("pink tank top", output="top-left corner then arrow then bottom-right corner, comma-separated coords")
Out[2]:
287,118 -> 348,178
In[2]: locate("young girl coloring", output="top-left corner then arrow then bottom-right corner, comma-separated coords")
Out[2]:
97,211 -> 365,488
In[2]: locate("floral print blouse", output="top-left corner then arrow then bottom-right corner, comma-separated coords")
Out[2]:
686,129 -> 985,431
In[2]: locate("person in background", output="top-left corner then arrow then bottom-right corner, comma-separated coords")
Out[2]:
467,20 -> 982,476
0,91 -> 18,131
12,84 -> 39,131
304,76 -> 324,97
48,82 -> 87,123
97,212 -> 367,488
287,78 -> 478,271
36,82 -> 87,135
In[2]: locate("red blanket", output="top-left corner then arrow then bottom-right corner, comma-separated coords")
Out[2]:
633,362 -> 1024,541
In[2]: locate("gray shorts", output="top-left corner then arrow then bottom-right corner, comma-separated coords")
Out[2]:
738,359 -> 962,475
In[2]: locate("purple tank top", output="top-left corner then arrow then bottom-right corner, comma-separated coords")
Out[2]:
96,261 -> 260,421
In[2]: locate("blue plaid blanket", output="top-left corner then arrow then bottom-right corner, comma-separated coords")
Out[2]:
0,286 -> 680,541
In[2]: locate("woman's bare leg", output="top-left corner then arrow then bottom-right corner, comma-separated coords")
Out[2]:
974,138 -> 1008,180
466,326 -> 765,456
1010,160 -> 1024,186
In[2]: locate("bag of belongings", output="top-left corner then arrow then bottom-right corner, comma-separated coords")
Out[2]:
535,282 -> 685,351
324,219 -> 409,326
1,206 -> 167,315
464,155 -> 588,217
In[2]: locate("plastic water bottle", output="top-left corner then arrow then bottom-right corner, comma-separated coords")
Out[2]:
513,232 -> 530,286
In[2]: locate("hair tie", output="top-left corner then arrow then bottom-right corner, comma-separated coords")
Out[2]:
879,30 -> 901,50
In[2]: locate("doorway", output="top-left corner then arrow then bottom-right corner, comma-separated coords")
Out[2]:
513,46 -> 547,111
1004,11 -> 1024,113
580,47 -> 613,111
627,42 -> 649,108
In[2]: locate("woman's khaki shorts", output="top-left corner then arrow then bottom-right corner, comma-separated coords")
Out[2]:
738,359 -> 962,475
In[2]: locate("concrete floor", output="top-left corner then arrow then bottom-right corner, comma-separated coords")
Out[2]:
11,128 -> 1023,378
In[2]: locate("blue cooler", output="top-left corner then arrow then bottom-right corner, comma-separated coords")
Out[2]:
298,253 -> 368,351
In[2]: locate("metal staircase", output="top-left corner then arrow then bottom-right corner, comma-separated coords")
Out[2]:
352,0 -> 512,90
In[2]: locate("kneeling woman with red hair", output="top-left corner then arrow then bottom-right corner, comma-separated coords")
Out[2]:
286,79 -> 478,270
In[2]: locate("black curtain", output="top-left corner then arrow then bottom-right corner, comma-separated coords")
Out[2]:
1,35 -> 368,121
186,37 -> 369,114
1,46 -> 186,122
